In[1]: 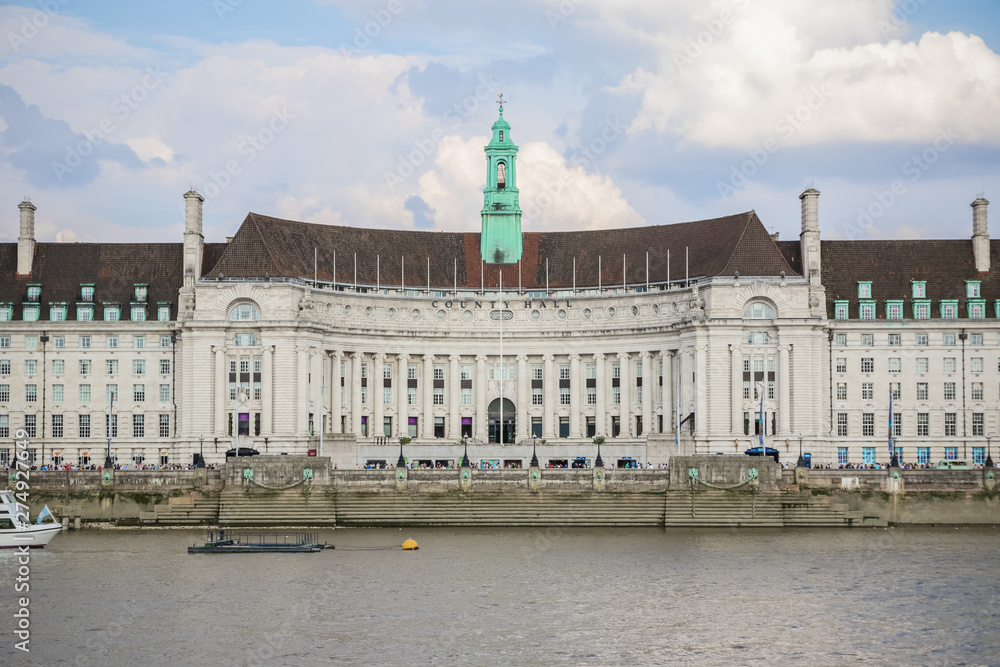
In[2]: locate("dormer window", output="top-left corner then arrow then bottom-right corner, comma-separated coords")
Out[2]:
134,284 -> 148,302
966,281 -> 981,298
81,285 -> 94,302
911,281 -> 926,299
27,285 -> 41,302
77,305 -> 93,322
857,282 -> 872,299
23,305 -> 39,321
0,304 -> 11,321
49,303 -> 67,321
131,305 -> 146,321
834,301 -> 848,320
104,305 -> 120,322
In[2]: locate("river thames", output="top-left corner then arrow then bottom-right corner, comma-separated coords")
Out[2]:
2,526 -> 999,666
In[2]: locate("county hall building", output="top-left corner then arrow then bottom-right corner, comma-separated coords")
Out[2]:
0,107 -> 996,469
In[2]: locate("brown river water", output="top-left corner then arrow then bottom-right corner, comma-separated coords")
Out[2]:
2,526 -> 999,666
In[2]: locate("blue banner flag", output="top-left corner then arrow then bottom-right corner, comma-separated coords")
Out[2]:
36,505 -> 53,524
758,383 -> 764,450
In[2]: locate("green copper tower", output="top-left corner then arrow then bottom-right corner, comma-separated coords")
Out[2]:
480,97 -> 522,264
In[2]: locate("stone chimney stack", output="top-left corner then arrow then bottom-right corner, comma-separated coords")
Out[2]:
183,190 -> 205,287
799,188 -> 821,285
17,199 -> 36,276
972,197 -> 990,273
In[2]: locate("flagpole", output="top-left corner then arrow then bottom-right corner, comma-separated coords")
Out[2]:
499,270 -> 503,445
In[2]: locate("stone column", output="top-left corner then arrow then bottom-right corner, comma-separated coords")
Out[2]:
660,350 -> 672,434
423,354 -> 434,439
618,352 -> 631,437
297,347 -> 310,436
331,351 -> 343,434
731,344 -> 742,435
543,353 -> 555,439
262,345 -> 274,435
694,345 -> 708,437
679,348 -> 692,428
517,354 -> 529,439
310,348 -> 322,434
779,344 -> 791,435
397,354 -> 409,438
594,353 -> 606,437
373,353 -> 385,440
449,354 -> 461,439
475,354 -> 488,439
213,346 -> 226,436
641,352 -> 653,438
351,352 -> 363,436
569,353 -> 582,438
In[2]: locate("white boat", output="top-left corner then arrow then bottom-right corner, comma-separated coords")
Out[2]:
0,490 -> 62,548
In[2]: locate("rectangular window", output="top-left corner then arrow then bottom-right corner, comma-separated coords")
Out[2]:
888,333 -> 901,346
383,387 -> 391,405
159,414 -> 170,438
973,412 -> 984,436
106,414 -> 117,438
51,414 -> 63,438
858,282 -> 872,298
972,382 -> 983,401
886,303 -> 902,320
433,387 -> 444,405
25,384 -> 37,402
973,447 -> 985,465
407,387 -> 417,405
106,384 -> 118,402
134,384 -> 145,402
53,384 -> 64,402
972,357 -> 984,373
106,359 -> 118,375
967,281 -> 981,298
461,388 -> 472,406
50,304 -> 67,321
915,334 -> 928,346
104,306 -> 120,322
133,336 -> 145,349
862,413 -> 874,437
531,365 -> 542,380
0,336 -> 8,349
130,306 -> 146,321
586,363 -> 597,379
944,413 -> 956,437
835,334 -> 847,347
53,336 -> 65,349
23,306 -> 39,322
888,358 -> 901,373
461,365 -> 472,381
917,413 -> 929,436
861,334 -> 874,347
836,358 -> 847,374
941,302 -> 958,319
407,364 -> 417,380
916,382 -> 928,401
913,302 -> 930,319
383,365 -> 392,380
133,414 -> 144,438
916,358 -> 929,374
862,382 -> 873,400
971,333 -> 983,346
862,447 -> 876,465
159,384 -> 170,402
743,380 -> 751,400
837,383 -> 847,401
0,307 -> 10,322
945,447 -> 958,461
837,413 -> 848,437
158,359 -> 169,375
859,303 -> 875,320
944,358 -> 957,373
24,414 -> 36,438
560,386 -> 571,405
560,364 -> 571,380
25,336 -> 37,350
890,382 -> 901,401
612,386 -> 621,405
944,382 -> 956,400
531,386 -> 543,405
0,384 -> 8,402
80,336 -> 91,349
52,359 -> 65,375
158,306 -> 171,322
80,384 -> 91,402
0,360 -> 7,375
834,302 -> 848,320
360,386 -> 368,405
587,386 -> 596,405
893,413 -> 902,437
912,281 -> 926,298
78,414 -> 90,438
917,447 -> 930,464
861,357 -> 874,373
80,359 -> 92,375
106,335 -> 118,349
612,363 -> 621,379
25,359 -> 37,375
133,359 -> 146,375
433,365 -> 444,380
837,447 -> 849,465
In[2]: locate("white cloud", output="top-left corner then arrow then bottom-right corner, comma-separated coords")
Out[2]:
417,134 -> 644,232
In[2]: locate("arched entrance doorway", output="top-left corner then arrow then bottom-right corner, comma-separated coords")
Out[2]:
488,398 -> 516,444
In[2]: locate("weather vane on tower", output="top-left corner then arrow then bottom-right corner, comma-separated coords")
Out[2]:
497,91 -> 506,112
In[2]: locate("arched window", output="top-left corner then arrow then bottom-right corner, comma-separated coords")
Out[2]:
229,303 -> 261,321
497,161 -> 506,189
743,301 -> 775,319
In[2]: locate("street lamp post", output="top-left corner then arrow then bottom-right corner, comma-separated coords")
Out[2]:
397,437 -> 406,468
198,435 -> 204,468
796,435 -> 805,468
987,435 -> 994,468
530,434 -> 539,468
104,394 -> 115,469
461,438 -> 471,468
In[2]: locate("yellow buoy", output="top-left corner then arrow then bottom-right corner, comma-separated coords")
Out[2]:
402,538 -> 419,550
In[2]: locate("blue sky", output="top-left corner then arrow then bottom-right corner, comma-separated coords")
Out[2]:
0,0 -> 998,245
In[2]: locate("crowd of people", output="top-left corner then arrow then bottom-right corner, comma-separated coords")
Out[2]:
3,462 -> 221,472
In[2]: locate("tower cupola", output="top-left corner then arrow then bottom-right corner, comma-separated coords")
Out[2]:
480,95 -> 522,264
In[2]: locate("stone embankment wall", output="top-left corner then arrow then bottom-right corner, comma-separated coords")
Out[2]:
9,457 -> 999,527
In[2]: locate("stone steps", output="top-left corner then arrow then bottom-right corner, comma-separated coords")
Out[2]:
143,494 -> 220,525
218,489 -> 337,527
334,493 -> 666,527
